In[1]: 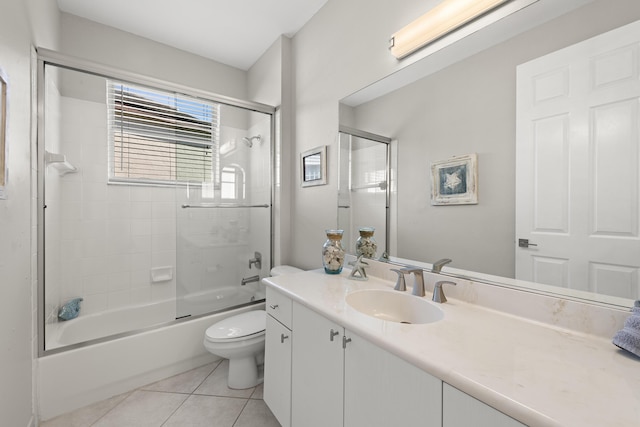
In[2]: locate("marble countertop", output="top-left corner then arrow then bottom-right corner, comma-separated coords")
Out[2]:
263,269 -> 640,427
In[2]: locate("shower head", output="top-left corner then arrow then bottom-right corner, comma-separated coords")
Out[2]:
242,135 -> 262,148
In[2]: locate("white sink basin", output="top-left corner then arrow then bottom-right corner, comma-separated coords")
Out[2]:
345,289 -> 444,325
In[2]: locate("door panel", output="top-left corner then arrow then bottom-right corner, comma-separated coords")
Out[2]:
516,20 -> 640,299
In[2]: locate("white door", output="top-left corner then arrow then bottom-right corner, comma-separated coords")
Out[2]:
291,303 -> 344,427
343,330 -> 442,427
264,315 -> 291,427
516,20 -> 640,299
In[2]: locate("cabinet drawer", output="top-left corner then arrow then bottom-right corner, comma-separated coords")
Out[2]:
266,287 -> 292,329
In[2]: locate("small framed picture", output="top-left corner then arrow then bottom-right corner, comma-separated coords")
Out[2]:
430,153 -> 478,205
301,145 -> 327,187
0,68 -> 8,200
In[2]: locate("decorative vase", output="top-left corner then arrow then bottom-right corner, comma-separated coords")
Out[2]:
355,227 -> 377,259
322,229 -> 345,274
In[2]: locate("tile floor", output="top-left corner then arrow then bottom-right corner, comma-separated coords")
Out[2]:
40,359 -> 281,427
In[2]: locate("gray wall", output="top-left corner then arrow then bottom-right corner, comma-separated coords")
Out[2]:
0,1 -> 60,426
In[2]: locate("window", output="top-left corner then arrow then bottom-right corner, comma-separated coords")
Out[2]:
108,81 -> 220,185
221,165 -> 245,200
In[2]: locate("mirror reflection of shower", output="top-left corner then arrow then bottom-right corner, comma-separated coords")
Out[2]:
242,134 -> 262,148
338,127 -> 392,258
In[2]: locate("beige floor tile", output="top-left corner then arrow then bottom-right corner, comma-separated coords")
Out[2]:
40,392 -> 131,427
233,399 -> 281,427
194,359 -> 255,398
250,383 -> 264,400
142,361 -> 220,393
163,395 -> 247,427
92,390 -> 187,427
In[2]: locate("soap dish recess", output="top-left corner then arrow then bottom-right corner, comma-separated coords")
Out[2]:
45,151 -> 78,176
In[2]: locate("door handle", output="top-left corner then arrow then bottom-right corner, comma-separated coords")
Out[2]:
518,238 -> 538,248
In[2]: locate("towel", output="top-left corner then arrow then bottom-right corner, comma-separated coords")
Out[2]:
612,300 -> 640,358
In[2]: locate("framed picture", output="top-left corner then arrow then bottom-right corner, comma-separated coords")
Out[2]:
301,145 -> 327,187
0,68 -> 7,200
430,153 -> 478,205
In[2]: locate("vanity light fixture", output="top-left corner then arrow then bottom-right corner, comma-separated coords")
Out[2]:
389,0 -> 510,59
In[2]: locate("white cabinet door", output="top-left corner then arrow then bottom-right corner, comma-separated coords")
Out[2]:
443,383 -> 526,427
343,329 -> 442,427
291,302 -> 344,427
264,314 -> 292,427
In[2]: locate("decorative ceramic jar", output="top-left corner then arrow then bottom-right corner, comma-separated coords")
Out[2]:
355,227 -> 377,259
322,229 -> 345,274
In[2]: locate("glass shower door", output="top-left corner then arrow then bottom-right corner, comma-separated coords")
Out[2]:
176,105 -> 272,319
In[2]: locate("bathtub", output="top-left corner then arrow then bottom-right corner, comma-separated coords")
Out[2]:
178,284 -> 265,317
46,299 -> 175,350
46,286 -> 263,350
38,299 -> 265,421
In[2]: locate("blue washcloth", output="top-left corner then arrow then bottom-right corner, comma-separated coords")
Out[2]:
58,297 -> 83,321
612,300 -> 640,358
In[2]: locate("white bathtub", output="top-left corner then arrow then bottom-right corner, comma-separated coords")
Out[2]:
46,299 -> 175,350
47,286 -> 263,350
179,284 -> 265,317
38,300 -> 265,421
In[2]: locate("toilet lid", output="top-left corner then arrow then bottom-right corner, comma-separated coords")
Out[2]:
205,310 -> 266,342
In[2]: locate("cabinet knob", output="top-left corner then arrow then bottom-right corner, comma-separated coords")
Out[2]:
280,333 -> 289,343
342,335 -> 352,349
329,329 -> 340,341
269,304 -> 279,310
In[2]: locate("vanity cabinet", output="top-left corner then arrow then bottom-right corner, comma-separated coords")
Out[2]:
264,288 -> 293,427
443,383 -> 526,427
265,287 -> 522,427
291,301 -> 442,427
291,301 -> 344,427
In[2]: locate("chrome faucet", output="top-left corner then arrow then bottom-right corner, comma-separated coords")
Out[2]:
432,258 -> 452,274
400,267 -> 426,297
391,269 -> 406,291
249,251 -> 262,270
432,280 -> 457,303
241,275 -> 260,286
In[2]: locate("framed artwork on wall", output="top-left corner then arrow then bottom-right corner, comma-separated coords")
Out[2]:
301,145 -> 327,187
430,153 -> 478,205
0,68 -> 7,200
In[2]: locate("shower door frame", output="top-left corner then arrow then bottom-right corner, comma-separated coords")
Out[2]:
36,48 -> 277,356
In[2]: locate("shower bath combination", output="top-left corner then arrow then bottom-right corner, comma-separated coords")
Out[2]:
242,134 -> 262,147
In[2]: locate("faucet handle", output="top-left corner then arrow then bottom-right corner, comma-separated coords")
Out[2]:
390,269 -> 406,291
432,280 -> 457,303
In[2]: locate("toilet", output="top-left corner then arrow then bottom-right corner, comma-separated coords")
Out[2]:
203,265 -> 303,389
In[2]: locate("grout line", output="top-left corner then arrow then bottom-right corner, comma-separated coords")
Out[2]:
231,398 -> 252,427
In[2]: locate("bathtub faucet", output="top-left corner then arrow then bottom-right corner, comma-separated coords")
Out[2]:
241,275 -> 260,286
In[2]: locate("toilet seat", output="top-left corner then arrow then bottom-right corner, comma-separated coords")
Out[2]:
205,310 -> 266,343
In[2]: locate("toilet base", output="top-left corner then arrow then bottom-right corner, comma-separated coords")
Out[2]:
227,355 -> 264,389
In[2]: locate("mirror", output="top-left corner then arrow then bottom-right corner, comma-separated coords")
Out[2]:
301,145 -> 327,187
339,1 -> 640,308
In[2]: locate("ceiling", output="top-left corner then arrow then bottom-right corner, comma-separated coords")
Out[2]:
57,0 -> 329,70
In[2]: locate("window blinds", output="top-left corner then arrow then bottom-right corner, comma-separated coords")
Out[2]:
108,81 -> 220,185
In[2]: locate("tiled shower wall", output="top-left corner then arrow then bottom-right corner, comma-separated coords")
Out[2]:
45,91 -> 273,326
44,92 -> 177,324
